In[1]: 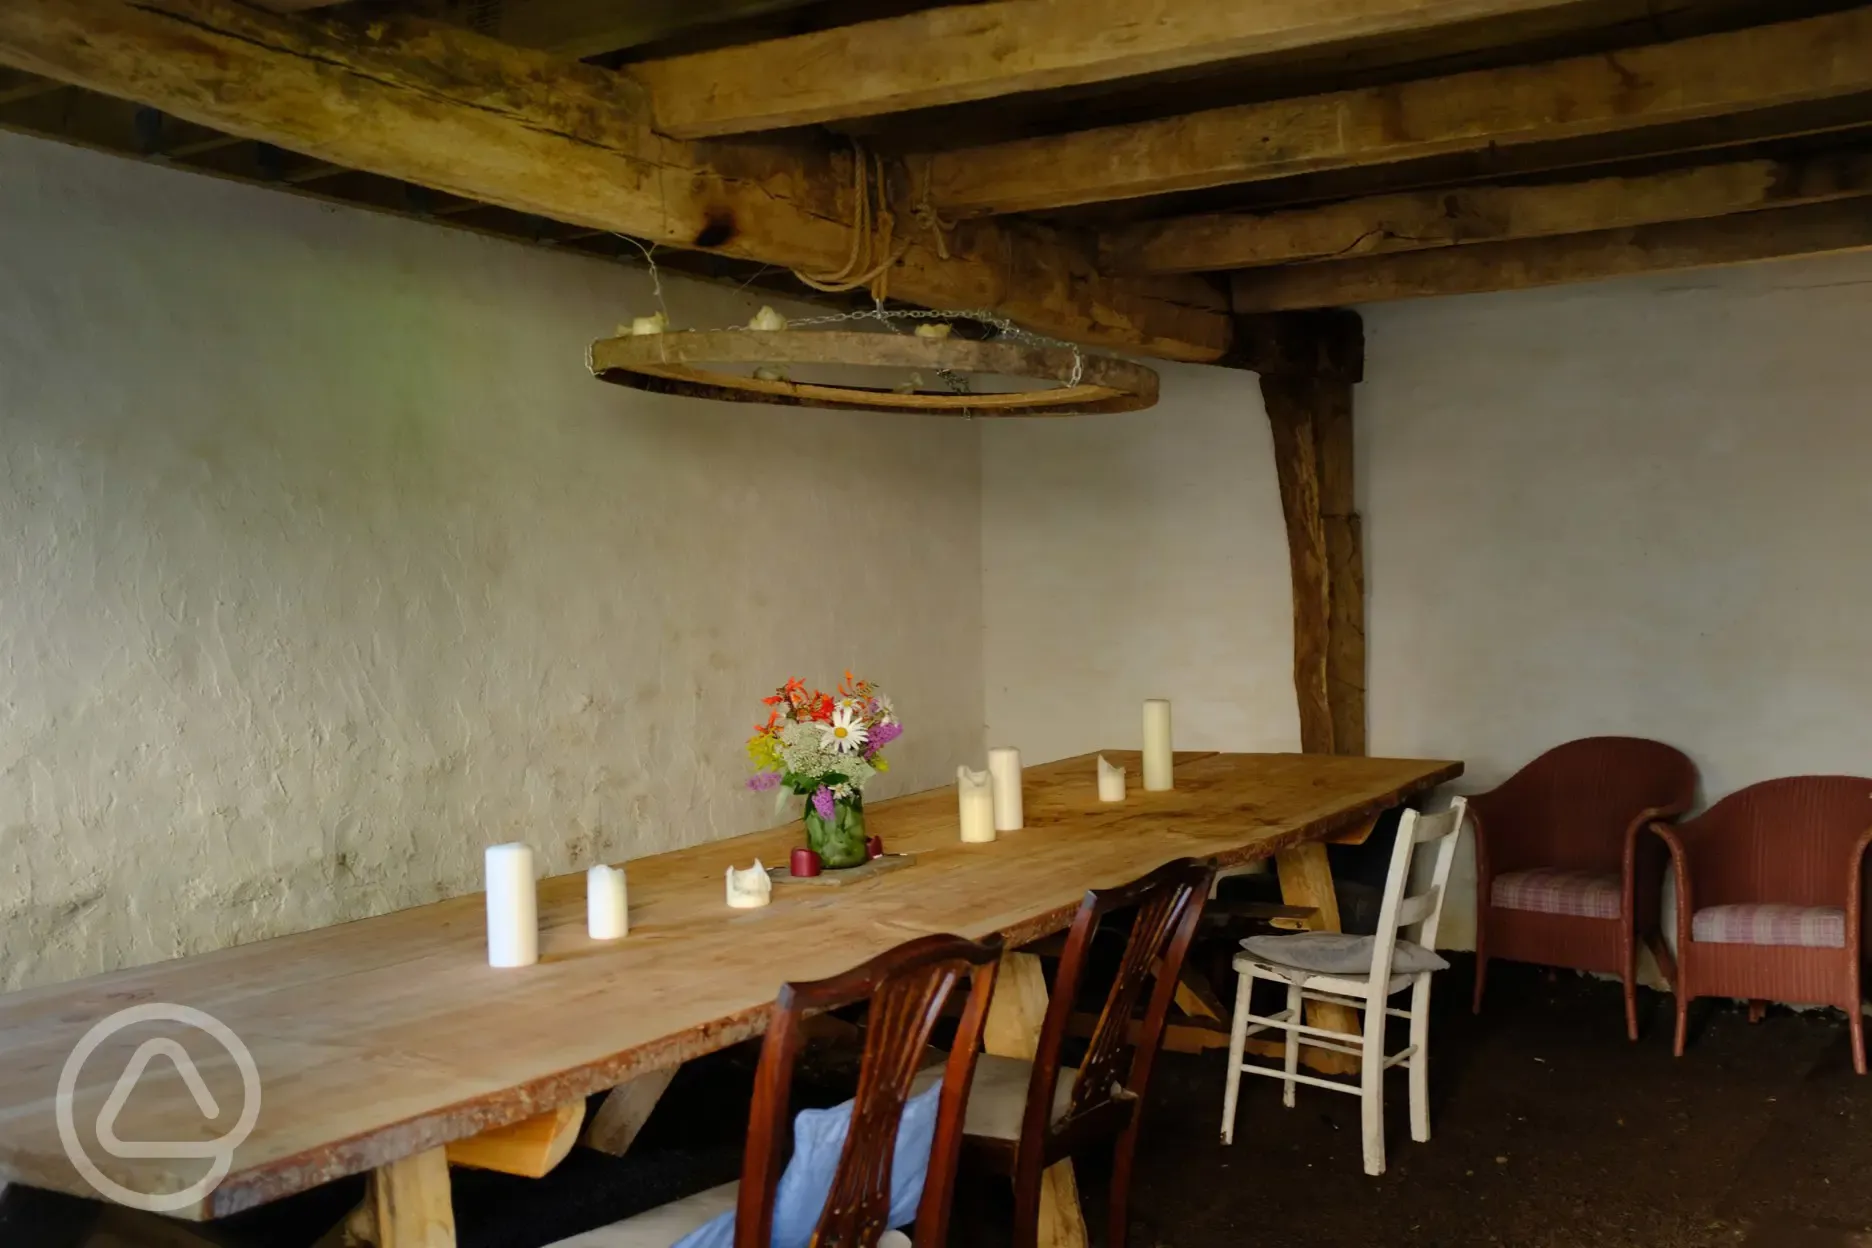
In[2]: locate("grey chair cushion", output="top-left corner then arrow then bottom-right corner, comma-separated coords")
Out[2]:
1240,932 -> 1449,977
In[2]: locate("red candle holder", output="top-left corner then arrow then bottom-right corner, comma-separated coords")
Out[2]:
866,835 -> 885,860
790,847 -> 823,878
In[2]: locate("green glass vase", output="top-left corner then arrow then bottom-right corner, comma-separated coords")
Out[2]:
803,794 -> 868,869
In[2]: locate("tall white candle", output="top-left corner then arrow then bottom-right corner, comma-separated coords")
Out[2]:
958,765 -> 996,843
587,864 -> 629,940
485,843 -> 539,968
1097,754 -> 1127,803
987,746 -> 1024,832
1142,699 -> 1174,791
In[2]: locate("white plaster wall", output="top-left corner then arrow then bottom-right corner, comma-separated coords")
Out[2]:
0,133 -> 984,991
1366,253 -> 1872,949
982,362 -> 1300,763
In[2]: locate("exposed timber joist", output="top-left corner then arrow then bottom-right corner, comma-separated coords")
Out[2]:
1108,149 -> 1872,273
404,0 -> 826,59
630,0 -> 1621,140
1229,196 -> 1872,310
0,0 -> 1228,362
923,8 -> 1872,217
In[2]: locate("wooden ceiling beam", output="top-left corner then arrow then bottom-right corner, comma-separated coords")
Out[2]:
925,7 -> 1872,217
409,0 -> 826,60
631,0 -> 1627,140
1229,195 -> 1872,310
0,0 -> 1229,362
1109,149 -> 1872,273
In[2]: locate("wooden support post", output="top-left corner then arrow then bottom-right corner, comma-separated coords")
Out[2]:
584,1067 -> 679,1157
984,952 -> 1089,1248
1239,310 -> 1369,1077
369,1148 -> 455,1248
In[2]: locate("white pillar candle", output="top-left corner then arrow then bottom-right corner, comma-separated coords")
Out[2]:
1097,754 -> 1127,803
958,765 -> 996,843
587,864 -> 629,940
485,843 -> 539,969
1142,699 -> 1174,791
987,746 -> 1024,832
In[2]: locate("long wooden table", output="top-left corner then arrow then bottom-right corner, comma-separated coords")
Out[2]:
0,750 -> 1458,1242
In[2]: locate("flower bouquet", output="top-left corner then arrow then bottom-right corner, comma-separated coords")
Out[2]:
747,673 -> 901,869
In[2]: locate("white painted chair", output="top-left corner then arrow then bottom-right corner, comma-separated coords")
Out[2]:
1219,798 -> 1467,1176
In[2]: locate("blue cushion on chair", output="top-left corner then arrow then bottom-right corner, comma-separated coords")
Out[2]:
672,1081 -> 942,1248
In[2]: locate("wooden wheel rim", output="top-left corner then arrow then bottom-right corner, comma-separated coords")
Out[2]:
588,329 -> 1159,415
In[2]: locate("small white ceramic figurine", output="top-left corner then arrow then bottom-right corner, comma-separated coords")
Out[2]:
726,860 -> 773,909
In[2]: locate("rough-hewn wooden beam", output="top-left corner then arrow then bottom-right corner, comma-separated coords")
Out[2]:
630,0 -> 1616,140
1109,150 -> 1872,274
406,0 -> 823,59
1230,195 -> 1872,310
0,0 -> 1228,362
1251,312 -> 1366,757
926,8 -> 1872,217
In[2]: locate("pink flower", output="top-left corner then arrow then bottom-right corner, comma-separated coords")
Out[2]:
811,787 -> 836,821
747,772 -> 782,792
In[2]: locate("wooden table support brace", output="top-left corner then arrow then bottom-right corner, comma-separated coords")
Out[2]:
584,1067 -> 679,1157
445,1101 -> 584,1178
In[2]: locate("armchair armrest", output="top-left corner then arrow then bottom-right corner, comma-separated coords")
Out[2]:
1649,820 -> 1694,953
1845,824 -> 1872,953
1623,803 -> 1689,929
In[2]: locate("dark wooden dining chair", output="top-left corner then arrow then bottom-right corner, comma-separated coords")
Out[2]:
1654,776 -> 1872,1074
553,932 -> 1001,1248
957,858 -> 1213,1248
1470,736 -> 1699,1039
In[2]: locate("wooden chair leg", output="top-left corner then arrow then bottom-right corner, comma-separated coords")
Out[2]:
1673,993 -> 1690,1058
1221,969 -> 1252,1144
1623,934 -> 1642,1042
1408,975 -> 1432,1144
1282,981 -> 1302,1109
1109,1125 -> 1140,1248
1850,1005 -> 1866,1076
1358,1002 -> 1385,1177
1747,999 -> 1768,1025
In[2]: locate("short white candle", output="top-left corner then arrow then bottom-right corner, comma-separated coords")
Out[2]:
987,746 -> 1024,832
1142,699 -> 1174,791
958,765 -> 996,843
485,843 -> 539,969
1097,754 -> 1127,803
587,864 -> 629,940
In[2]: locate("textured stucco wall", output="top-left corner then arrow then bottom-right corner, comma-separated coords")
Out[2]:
0,133 -> 985,991
982,361 -> 1300,764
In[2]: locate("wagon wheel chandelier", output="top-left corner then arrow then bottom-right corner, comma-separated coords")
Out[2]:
588,306 -> 1158,417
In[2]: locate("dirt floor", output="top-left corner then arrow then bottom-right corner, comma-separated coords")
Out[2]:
1118,960 -> 1872,1248
130,959 -> 1872,1247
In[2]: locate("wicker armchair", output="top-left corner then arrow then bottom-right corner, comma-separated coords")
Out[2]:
1653,776 -> 1872,1074
1471,737 -> 1699,1039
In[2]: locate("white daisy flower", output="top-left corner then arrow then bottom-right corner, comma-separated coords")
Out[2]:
870,693 -> 896,724
819,706 -> 868,755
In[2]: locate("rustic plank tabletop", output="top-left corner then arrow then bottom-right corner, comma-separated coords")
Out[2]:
0,749 -> 1459,1220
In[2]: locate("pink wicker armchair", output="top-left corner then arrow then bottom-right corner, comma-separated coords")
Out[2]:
1471,737 -> 1699,1040
1653,776 -> 1872,1074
